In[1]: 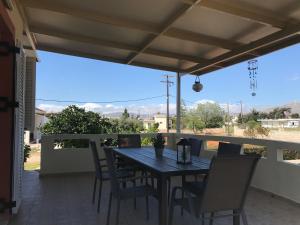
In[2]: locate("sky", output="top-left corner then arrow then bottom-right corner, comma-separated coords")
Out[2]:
36,43 -> 300,115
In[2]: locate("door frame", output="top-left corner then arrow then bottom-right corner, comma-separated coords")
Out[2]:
0,1 -> 16,216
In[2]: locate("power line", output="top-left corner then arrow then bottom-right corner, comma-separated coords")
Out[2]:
169,95 -> 197,105
35,95 -> 166,104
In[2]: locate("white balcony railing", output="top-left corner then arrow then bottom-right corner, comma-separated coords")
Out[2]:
41,133 -> 300,204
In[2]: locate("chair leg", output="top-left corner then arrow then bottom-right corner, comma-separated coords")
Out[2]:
151,176 -> 155,188
92,177 -> 97,204
181,175 -> 185,216
168,189 -> 176,225
146,195 -> 149,220
209,212 -> 214,225
168,178 -> 171,204
141,170 -> 145,184
133,179 -> 137,210
115,198 -> 121,225
241,210 -> 249,225
106,192 -> 112,225
97,180 -> 103,213
181,188 -> 184,216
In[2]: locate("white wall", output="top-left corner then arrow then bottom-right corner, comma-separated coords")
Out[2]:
34,114 -> 48,141
41,133 -> 300,204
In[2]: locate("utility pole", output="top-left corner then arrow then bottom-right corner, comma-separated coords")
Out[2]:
227,102 -> 230,135
239,100 -> 243,124
161,75 -> 174,133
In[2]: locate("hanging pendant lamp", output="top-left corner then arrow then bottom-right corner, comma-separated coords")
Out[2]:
192,75 -> 203,92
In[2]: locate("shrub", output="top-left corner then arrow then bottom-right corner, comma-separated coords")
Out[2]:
24,145 -> 31,162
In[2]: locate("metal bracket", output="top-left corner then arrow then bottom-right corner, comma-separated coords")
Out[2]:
0,41 -> 20,56
0,199 -> 16,213
0,97 -> 19,112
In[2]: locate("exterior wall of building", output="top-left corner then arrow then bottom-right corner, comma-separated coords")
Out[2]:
143,120 -> 155,130
34,112 -> 48,142
260,119 -> 300,129
154,116 -> 167,130
154,115 -> 172,131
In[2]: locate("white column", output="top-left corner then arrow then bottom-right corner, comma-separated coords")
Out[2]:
176,72 -> 181,133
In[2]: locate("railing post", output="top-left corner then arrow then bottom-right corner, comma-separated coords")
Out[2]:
40,135 -> 54,175
267,143 -> 281,162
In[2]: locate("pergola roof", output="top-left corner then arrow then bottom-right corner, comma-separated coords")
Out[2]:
21,0 -> 300,75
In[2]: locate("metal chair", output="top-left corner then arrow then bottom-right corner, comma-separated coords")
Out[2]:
103,147 -> 156,225
189,137 -> 203,157
217,142 -> 242,156
183,141 -> 242,201
169,155 -> 260,225
180,138 -> 203,214
90,141 -> 135,213
117,134 -> 141,148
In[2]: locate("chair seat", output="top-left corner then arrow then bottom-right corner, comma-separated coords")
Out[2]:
100,169 -> 135,181
119,185 -> 155,199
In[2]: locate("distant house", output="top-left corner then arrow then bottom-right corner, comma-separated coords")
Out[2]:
259,119 -> 300,129
143,118 -> 156,130
143,114 -> 172,131
24,108 -> 49,144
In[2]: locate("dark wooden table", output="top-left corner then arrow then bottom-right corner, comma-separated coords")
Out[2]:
113,147 -> 211,225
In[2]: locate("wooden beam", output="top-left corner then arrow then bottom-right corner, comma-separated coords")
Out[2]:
21,0 -> 240,49
126,0 -> 204,64
30,25 -> 208,63
183,0 -> 299,28
15,0 -> 37,50
166,28 -> 241,50
38,45 -> 184,73
187,24 -> 300,74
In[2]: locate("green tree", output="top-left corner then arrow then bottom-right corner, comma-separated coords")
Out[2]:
41,106 -> 144,147
193,102 -> 225,128
243,120 -> 270,138
122,108 -> 130,120
291,113 -> 300,118
185,112 -> 205,133
41,105 -> 112,134
268,107 -> 291,119
141,123 -> 159,146
111,117 -> 144,134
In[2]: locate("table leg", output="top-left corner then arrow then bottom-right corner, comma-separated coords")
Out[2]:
233,210 -> 240,225
157,175 -> 168,225
181,175 -> 186,216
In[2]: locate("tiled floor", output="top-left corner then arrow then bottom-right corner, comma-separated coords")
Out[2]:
9,171 -> 300,225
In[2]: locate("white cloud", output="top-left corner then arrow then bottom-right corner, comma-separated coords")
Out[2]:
38,104 -> 66,113
195,99 -> 215,104
37,103 -> 177,115
38,100 -> 249,116
289,74 -> 300,81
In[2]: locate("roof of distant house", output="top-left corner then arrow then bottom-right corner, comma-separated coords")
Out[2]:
35,108 -> 47,115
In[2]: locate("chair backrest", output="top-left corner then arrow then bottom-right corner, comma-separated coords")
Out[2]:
90,141 -> 103,178
117,134 -> 141,148
217,142 -> 241,156
188,138 -> 203,157
199,155 -> 260,213
103,147 -> 120,195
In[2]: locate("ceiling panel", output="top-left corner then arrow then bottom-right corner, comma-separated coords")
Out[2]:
26,8 -> 149,46
34,0 -> 184,24
35,34 -> 131,59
